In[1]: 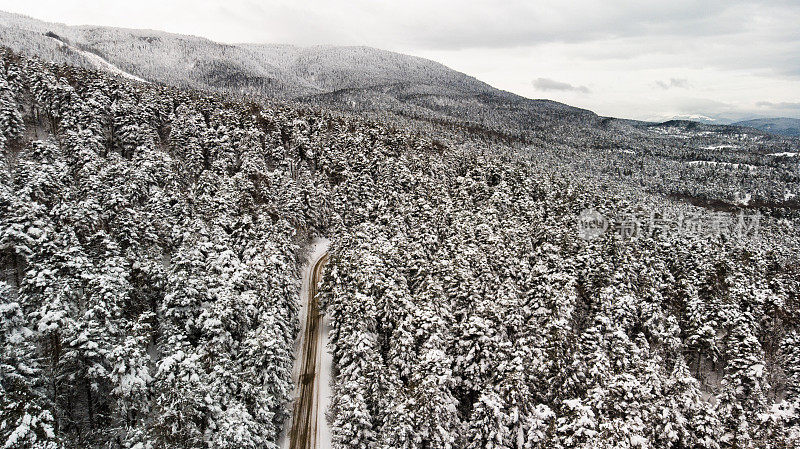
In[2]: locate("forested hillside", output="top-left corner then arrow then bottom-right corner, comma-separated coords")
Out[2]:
733,118 -> 800,138
0,48 -> 338,447
1,42 -> 799,449
0,10 -> 604,143
0,10 -> 493,101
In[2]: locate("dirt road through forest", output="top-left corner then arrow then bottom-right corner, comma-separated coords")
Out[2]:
288,249 -> 329,449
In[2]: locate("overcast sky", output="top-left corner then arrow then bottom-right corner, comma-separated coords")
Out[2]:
1,0 -> 798,121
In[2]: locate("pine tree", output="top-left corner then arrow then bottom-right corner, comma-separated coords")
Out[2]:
0,281 -> 59,449
782,331 -> 800,402
556,398 -> 598,448
169,104 -> 207,180
331,379 -> 375,449
717,313 -> 768,446
108,313 -> 154,445
0,77 -> 24,152
524,404 -> 555,449
465,390 -> 509,449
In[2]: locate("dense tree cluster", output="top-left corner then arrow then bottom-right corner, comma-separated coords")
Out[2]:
319,146 -> 800,448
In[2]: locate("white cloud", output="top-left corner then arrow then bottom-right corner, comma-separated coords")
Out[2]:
757,101 -> 800,110
533,78 -> 590,94
655,78 -> 689,90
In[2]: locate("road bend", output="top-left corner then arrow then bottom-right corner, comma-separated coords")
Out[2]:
289,251 -> 329,449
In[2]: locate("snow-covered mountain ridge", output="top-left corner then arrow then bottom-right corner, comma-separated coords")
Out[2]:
0,9 -> 604,139
0,10 -> 490,98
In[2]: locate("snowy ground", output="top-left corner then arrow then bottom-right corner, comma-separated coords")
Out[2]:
318,287 -> 333,447
76,48 -> 147,83
769,152 -> 799,157
47,36 -> 147,83
278,237 -> 331,449
688,160 -> 757,170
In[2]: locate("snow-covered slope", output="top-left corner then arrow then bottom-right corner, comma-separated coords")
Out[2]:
0,10 -> 489,100
240,43 -> 493,94
45,34 -> 146,82
0,9 -> 598,133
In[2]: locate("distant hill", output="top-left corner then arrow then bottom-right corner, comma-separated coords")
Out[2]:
0,9 -> 600,142
665,114 -> 734,125
2,9 -> 797,146
733,117 -> 800,137
0,11 -> 495,97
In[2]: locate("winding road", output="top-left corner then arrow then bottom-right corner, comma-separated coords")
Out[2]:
288,249 -> 329,449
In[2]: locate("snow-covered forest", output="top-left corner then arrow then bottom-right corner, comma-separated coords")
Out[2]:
0,39 -> 799,449
320,156 -> 800,448
0,48 -> 335,447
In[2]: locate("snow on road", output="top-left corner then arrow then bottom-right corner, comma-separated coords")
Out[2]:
318,285 -> 333,448
279,237 -> 331,449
